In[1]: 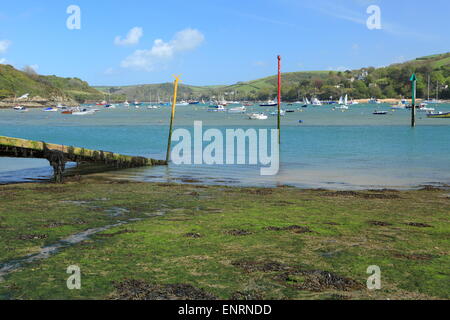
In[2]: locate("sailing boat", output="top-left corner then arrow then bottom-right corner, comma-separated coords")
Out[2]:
335,95 -> 349,109
311,97 -> 322,106
426,80 -> 441,104
338,96 -> 344,105
301,97 -> 310,108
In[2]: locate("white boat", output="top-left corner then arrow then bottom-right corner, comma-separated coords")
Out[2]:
391,102 -> 406,110
228,106 -> 246,114
72,108 -> 95,116
147,105 -> 159,109
176,101 -> 189,106
260,99 -> 278,107
248,113 -> 268,120
13,106 -> 28,112
368,98 -> 381,104
124,100 -> 130,107
349,99 -> 359,105
423,99 -> 441,104
311,97 -> 322,106
270,110 -> 286,116
208,105 -> 226,112
400,99 -> 409,105
418,103 -> 435,112
335,95 -> 349,109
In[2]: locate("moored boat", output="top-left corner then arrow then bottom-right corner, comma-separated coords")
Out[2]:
260,99 -> 277,107
248,113 -> 268,120
426,112 -> 450,118
228,106 -> 246,114
369,98 -> 381,104
270,110 -> 286,116
72,108 -> 95,116
208,105 -> 226,112
13,106 -> 28,112
43,107 -> 58,112
311,97 -> 322,106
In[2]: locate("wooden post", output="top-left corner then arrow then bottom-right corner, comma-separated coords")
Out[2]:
166,75 -> 181,162
277,55 -> 281,144
410,73 -> 417,127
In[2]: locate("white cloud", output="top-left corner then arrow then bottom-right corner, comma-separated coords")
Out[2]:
30,64 -> 39,72
121,28 -> 204,71
328,66 -> 351,72
114,27 -> 143,46
253,61 -> 267,67
0,40 -> 11,54
0,58 -> 6,64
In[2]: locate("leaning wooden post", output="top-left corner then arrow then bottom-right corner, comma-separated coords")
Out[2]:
277,55 -> 282,144
410,73 -> 417,127
166,75 -> 181,162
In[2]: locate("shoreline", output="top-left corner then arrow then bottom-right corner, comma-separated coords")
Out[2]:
1,99 -> 449,109
1,170 -> 449,192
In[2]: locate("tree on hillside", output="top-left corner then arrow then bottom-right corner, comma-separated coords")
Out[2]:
23,65 -> 38,77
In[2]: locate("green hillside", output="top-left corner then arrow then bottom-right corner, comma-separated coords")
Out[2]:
0,64 -> 105,102
97,52 -> 450,101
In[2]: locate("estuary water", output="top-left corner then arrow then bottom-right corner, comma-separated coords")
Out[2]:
0,103 -> 449,190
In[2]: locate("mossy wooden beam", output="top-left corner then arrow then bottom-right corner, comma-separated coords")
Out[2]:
0,135 -> 167,168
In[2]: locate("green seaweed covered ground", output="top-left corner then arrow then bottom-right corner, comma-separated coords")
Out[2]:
0,176 -> 448,300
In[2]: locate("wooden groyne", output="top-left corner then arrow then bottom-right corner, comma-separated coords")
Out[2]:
0,136 -> 167,182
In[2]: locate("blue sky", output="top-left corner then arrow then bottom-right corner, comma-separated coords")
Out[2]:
0,0 -> 448,86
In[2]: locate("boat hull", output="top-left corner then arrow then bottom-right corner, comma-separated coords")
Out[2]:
427,112 -> 450,118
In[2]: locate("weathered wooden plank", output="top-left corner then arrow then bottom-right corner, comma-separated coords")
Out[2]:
0,135 -> 167,167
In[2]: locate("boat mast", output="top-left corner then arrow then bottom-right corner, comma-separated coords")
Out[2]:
427,74 -> 430,101
436,81 -> 439,101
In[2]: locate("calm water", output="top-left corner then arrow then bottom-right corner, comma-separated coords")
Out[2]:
1,103 -> 449,189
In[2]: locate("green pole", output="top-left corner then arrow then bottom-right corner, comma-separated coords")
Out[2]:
410,73 -> 417,127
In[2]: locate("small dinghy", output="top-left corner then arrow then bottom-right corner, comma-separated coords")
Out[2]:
43,107 -> 58,112
228,106 -> 246,114
248,113 -> 268,120
13,106 -> 29,112
72,108 -> 95,116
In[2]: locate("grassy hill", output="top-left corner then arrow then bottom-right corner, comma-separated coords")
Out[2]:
96,52 -> 450,101
2,52 -> 449,104
0,64 -> 105,102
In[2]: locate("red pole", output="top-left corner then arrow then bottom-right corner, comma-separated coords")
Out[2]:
277,55 -> 281,144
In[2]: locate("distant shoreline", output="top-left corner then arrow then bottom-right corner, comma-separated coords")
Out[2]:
0,98 -> 448,109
